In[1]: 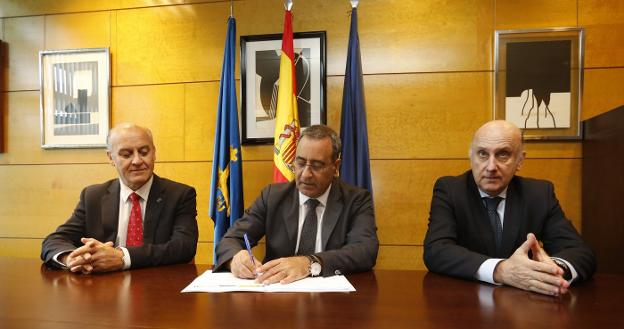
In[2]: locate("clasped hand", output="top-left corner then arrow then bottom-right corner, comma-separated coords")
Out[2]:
229,250 -> 310,285
494,233 -> 569,296
61,238 -> 124,274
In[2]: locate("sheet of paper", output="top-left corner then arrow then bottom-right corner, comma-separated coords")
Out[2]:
181,270 -> 356,293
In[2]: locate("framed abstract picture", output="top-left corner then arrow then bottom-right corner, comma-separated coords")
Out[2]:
240,31 -> 326,144
39,48 -> 110,148
494,28 -> 584,140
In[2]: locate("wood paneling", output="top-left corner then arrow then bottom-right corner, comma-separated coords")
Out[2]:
0,0 -> 614,270
582,68 -> 624,120
3,16 -> 43,91
0,91 -> 105,165
0,164 -> 115,238
45,11 -> 111,50
580,0 -> 624,68
495,0 -> 577,29
112,84 -> 186,161
115,3 -> 230,85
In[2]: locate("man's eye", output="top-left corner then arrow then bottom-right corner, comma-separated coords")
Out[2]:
497,151 -> 510,160
477,150 -> 488,159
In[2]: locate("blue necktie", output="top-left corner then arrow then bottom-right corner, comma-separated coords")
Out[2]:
297,199 -> 320,255
484,197 -> 503,254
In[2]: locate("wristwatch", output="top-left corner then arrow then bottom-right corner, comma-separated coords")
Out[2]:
307,255 -> 322,277
553,258 -> 572,281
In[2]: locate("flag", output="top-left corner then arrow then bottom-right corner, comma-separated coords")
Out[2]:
340,6 -> 373,194
273,7 -> 300,183
209,16 -> 244,263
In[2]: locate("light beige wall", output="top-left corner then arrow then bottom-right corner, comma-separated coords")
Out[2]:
1,0 -> 623,269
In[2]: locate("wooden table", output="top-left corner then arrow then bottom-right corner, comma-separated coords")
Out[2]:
1,257 -> 622,328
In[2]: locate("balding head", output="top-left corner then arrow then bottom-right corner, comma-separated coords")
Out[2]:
469,120 -> 525,196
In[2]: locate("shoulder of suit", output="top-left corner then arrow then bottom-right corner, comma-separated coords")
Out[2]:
511,175 -> 553,189
152,175 -> 195,192
83,178 -> 118,193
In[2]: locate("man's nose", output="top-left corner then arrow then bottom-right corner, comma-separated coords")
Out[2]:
486,156 -> 497,171
131,152 -> 143,165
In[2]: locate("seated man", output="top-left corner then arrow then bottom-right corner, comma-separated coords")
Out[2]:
214,125 -> 378,284
424,120 -> 595,296
41,123 -> 198,274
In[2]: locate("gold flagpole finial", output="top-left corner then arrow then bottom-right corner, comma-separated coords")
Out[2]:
350,0 -> 359,8
285,0 -> 293,11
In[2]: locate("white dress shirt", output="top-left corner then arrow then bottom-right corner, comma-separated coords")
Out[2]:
294,184 -> 332,254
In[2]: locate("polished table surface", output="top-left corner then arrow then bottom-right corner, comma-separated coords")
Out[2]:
1,257 -> 622,329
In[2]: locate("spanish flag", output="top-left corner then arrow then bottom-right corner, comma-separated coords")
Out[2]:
273,6 -> 300,183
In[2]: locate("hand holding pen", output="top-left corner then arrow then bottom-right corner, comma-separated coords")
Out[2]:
229,234 -> 261,279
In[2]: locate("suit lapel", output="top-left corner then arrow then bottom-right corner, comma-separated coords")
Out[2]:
501,177 -> 522,257
144,175 -> 165,244
101,179 -> 120,242
467,172 -> 498,256
283,184 -> 300,253
321,181 -> 343,250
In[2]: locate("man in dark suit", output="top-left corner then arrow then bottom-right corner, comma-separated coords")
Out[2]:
41,123 -> 198,274
214,125 -> 378,284
424,120 -> 595,296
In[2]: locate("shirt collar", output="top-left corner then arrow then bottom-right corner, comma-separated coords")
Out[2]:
119,175 -> 154,202
299,183 -> 332,208
478,187 -> 507,199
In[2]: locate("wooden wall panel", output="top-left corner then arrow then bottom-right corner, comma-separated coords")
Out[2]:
580,0 -> 624,68
112,84 -> 186,161
45,11 -> 111,50
3,16 -> 43,91
115,3 -> 230,85
495,0 -> 577,29
0,238 -> 43,259
0,164 -> 114,238
0,91 -> 105,165
364,72 -> 492,159
582,68 -> 624,120
0,0 -> 616,268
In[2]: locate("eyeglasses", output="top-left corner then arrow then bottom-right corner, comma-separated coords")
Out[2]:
294,158 -> 331,173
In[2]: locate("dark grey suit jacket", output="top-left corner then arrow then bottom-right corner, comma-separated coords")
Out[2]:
214,179 -> 379,276
423,170 -> 595,282
41,174 -> 198,269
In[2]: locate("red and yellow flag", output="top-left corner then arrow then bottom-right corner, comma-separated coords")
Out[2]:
273,9 -> 300,182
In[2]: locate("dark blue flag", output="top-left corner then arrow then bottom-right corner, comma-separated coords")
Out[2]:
340,7 -> 373,194
209,16 -> 243,264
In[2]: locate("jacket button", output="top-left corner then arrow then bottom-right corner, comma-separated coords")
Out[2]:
334,269 -> 342,275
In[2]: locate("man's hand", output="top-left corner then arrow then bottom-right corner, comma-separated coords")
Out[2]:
256,256 -> 310,285
229,250 -> 262,279
494,233 -> 569,296
66,238 -> 123,274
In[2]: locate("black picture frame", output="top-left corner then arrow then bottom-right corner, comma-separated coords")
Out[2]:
240,31 -> 327,144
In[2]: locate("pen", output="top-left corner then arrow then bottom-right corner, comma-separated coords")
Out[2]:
243,233 -> 255,267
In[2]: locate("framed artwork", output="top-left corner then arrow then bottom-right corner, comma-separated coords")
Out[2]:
240,31 -> 326,144
39,48 -> 110,148
494,28 -> 584,140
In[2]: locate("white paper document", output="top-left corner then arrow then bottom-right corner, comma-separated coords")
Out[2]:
181,270 -> 356,293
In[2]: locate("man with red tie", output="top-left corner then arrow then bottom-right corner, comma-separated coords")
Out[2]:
41,123 -> 198,274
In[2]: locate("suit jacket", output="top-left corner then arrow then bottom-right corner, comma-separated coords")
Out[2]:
214,179 -> 379,276
423,170 -> 595,282
41,174 -> 198,269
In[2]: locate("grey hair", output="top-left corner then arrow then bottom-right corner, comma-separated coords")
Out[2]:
300,125 -> 342,161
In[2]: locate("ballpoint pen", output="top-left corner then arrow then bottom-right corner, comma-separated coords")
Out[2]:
243,233 -> 255,267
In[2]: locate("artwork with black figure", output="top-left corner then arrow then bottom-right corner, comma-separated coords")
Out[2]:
505,40 -> 571,129
255,48 -> 311,126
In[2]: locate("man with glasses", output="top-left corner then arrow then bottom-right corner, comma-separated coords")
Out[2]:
215,125 -> 379,285
423,120 -> 595,296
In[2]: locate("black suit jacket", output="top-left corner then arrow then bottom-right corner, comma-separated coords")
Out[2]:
214,179 -> 379,276
423,170 -> 595,282
41,175 -> 198,269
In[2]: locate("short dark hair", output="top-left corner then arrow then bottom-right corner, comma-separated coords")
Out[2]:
300,125 -> 341,161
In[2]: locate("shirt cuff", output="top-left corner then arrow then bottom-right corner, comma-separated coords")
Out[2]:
475,258 -> 504,285
52,250 -> 74,269
552,257 -> 578,283
118,246 -> 131,270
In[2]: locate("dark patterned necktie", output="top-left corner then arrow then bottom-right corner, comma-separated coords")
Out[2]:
484,197 -> 503,253
297,199 -> 320,255
127,192 -> 144,247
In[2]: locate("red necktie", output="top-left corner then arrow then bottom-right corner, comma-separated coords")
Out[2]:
126,192 -> 143,247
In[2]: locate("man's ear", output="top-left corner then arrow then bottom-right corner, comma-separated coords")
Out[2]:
107,151 -> 114,166
516,151 -> 526,172
334,158 -> 341,177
